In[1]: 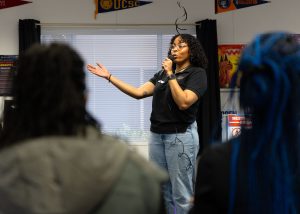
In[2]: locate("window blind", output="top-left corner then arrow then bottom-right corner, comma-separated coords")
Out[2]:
41,27 -> 195,143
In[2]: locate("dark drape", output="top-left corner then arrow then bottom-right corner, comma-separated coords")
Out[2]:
196,19 -> 221,155
2,100 -> 15,132
19,19 -> 41,54
3,19 -> 41,130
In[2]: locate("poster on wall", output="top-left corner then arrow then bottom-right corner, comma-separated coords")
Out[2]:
94,0 -> 152,18
218,44 -> 245,88
0,55 -> 18,96
215,0 -> 270,14
226,114 -> 252,140
220,90 -> 253,142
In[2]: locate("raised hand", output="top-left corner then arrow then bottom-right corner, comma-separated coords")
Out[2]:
87,63 -> 110,80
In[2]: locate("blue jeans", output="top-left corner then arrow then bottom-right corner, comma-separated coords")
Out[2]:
149,122 -> 199,214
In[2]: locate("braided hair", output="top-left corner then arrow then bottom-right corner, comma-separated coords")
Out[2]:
0,43 -> 100,147
229,32 -> 300,214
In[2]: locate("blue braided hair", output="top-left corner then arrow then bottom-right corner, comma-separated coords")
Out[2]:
229,32 -> 300,214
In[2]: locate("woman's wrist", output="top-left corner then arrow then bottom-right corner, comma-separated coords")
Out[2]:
166,71 -> 173,76
168,73 -> 176,80
107,74 -> 112,83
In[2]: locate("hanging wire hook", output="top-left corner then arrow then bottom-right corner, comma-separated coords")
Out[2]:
175,1 -> 188,34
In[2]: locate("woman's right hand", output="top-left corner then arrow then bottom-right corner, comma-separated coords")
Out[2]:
87,63 -> 110,80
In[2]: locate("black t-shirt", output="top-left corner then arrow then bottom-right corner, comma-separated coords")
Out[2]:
149,66 -> 207,134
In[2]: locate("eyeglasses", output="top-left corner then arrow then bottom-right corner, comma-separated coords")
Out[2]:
171,43 -> 188,51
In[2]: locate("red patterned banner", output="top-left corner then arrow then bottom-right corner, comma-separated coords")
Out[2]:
218,44 -> 245,88
0,0 -> 32,10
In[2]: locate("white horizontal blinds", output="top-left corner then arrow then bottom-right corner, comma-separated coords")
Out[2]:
74,35 -> 157,142
41,33 -> 158,142
41,28 -> 195,143
41,34 -> 71,44
162,35 -> 173,58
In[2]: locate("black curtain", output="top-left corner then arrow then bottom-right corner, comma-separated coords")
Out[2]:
2,100 -> 15,132
196,19 -> 221,155
19,19 -> 41,54
2,19 -> 41,130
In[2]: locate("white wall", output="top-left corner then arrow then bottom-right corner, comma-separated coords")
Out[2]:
217,0 -> 300,44
1,0 -> 300,54
1,0 -> 300,157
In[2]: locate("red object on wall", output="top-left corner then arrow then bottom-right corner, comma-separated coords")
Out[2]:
0,0 -> 32,10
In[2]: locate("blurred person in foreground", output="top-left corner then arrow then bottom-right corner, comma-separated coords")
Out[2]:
0,43 -> 168,214
190,32 -> 300,214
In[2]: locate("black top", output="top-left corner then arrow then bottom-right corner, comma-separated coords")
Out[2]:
190,133 -> 300,214
190,137 -> 248,214
149,66 -> 207,134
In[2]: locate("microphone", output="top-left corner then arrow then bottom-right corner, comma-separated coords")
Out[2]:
168,54 -> 174,62
162,55 -> 174,71
159,55 -> 175,80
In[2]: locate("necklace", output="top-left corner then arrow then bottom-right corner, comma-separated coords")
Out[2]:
175,65 -> 191,74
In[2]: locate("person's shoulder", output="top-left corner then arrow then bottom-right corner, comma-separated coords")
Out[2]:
126,149 -> 168,183
0,127 -> 129,167
96,149 -> 167,214
92,129 -> 168,183
201,141 -> 228,158
200,137 -> 240,163
101,145 -> 168,214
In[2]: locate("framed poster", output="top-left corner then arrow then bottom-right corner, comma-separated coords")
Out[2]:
0,55 -> 18,96
225,114 -> 252,140
218,44 -> 245,88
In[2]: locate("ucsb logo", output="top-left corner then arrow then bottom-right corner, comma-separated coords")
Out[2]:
100,0 -> 140,10
96,0 -> 152,14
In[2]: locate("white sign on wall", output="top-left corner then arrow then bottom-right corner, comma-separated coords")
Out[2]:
220,89 -> 252,142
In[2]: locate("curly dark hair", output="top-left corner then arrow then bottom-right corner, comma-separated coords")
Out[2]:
168,34 -> 208,69
0,43 -> 99,147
